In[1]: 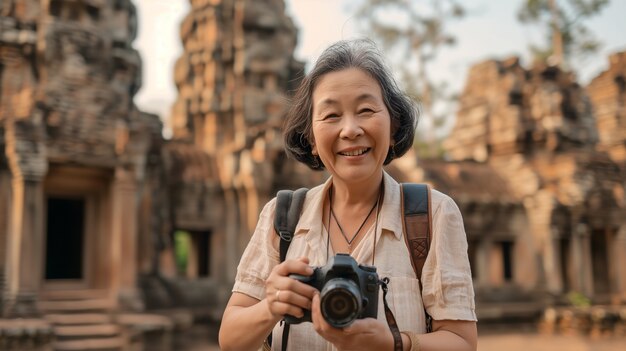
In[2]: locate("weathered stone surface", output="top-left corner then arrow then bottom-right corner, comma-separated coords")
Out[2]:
0,0 -> 161,331
437,55 -> 626,315
445,58 -> 598,161
587,52 -> 626,167
162,1 -> 324,314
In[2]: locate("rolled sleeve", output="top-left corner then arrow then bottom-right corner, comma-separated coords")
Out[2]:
232,198 -> 279,301
421,193 -> 477,321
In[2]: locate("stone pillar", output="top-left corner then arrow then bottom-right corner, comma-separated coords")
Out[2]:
613,225 -> 626,303
549,226 -> 564,293
223,186 -> 240,286
572,224 -> 593,297
3,121 -> 48,317
476,240 -> 491,289
524,191 -> 559,295
110,166 -> 141,310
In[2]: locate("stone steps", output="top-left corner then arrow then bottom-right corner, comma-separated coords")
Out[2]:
52,336 -> 127,351
40,289 -> 109,301
45,313 -> 112,325
39,298 -> 116,313
40,291 -> 127,351
54,324 -> 121,339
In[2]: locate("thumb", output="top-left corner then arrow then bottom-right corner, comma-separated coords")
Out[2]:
342,318 -> 373,334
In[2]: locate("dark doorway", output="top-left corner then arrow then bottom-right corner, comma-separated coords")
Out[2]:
591,229 -> 610,296
499,241 -> 514,282
559,237 -> 571,292
45,197 -> 85,280
196,232 -> 211,277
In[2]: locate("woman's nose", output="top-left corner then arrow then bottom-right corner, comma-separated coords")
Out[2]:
339,115 -> 363,139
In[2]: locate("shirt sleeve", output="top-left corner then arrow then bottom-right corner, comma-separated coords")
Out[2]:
421,193 -> 477,321
232,198 -> 280,301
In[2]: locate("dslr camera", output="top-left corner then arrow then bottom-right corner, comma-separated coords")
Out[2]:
285,253 -> 379,328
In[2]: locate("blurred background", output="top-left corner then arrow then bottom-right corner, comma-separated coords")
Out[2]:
1,0 -> 625,350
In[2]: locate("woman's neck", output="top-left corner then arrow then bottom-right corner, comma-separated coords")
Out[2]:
330,172 -> 384,207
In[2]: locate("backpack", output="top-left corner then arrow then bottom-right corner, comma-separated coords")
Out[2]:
267,183 -> 433,350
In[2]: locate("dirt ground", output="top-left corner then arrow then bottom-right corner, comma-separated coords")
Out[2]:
478,332 -> 626,351
195,332 -> 626,351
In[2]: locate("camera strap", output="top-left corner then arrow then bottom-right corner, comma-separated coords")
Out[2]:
380,277 -> 403,351
275,188 -> 309,261
264,187 -> 308,351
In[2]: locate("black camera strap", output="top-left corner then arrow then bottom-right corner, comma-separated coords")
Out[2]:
268,183 -> 431,350
380,277 -> 403,351
264,188 -> 308,351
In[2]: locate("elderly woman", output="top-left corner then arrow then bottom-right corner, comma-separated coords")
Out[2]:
219,39 -> 477,351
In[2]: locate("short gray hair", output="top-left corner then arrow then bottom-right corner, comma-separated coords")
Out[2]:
283,39 -> 418,170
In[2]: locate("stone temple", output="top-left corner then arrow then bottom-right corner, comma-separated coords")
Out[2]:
1,0 -> 625,349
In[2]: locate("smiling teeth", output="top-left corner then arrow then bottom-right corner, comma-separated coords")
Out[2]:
341,148 -> 368,156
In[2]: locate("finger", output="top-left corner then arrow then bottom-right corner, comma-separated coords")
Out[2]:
274,258 -> 314,277
342,318 -> 373,334
312,292 -> 335,332
272,301 -> 305,319
311,292 -> 323,329
283,277 -> 317,299
275,289 -> 312,310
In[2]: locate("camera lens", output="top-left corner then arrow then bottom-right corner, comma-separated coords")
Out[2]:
320,278 -> 362,328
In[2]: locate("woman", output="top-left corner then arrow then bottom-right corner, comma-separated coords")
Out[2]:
219,39 -> 477,351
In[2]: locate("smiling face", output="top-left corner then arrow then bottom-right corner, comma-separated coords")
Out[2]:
311,68 -> 393,186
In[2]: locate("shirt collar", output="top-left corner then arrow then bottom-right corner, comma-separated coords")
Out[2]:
296,171 -> 404,241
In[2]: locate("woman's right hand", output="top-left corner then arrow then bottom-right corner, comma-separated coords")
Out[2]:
265,256 -> 317,319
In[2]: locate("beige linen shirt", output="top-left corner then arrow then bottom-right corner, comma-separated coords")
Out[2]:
233,172 -> 477,351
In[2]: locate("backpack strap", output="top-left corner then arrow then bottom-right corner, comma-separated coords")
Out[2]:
400,183 -> 433,332
274,188 -> 308,262
267,187 -> 308,351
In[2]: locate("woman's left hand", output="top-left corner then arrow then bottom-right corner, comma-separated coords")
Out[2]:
311,292 -> 394,351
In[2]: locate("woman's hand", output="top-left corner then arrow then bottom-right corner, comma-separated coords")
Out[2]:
265,256 -> 317,320
311,293 -> 394,351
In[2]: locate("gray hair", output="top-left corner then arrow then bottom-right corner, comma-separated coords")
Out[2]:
283,39 -> 418,170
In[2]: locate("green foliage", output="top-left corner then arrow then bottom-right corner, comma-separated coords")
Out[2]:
354,0 -> 466,157
517,0 -> 609,65
174,230 -> 191,275
566,290 -> 591,308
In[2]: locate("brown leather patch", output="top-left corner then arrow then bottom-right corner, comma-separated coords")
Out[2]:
409,237 -> 428,259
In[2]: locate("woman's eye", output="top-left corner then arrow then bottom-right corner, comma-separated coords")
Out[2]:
324,113 -> 339,119
358,108 -> 375,114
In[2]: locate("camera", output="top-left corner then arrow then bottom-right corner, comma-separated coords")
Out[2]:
285,253 -> 379,328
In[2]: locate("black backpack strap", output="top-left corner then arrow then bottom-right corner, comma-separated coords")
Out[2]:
400,183 -> 433,332
274,188 -> 308,262
265,187 -> 308,350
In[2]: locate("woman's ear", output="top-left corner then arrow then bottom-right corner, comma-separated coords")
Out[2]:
309,133 -> 318,155
390,116 -> 399,142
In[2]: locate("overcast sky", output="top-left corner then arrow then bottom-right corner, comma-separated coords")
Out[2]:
133,0 -> 626,128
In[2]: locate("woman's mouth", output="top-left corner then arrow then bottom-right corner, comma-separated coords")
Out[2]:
338,148 -> 371,156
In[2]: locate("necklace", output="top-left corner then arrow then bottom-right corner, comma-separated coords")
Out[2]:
329,187 -> 380,252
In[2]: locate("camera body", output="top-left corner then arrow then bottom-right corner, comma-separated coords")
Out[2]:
285,253 -> 379,328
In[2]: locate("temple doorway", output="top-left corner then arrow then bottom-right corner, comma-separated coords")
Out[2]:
45,196 -> 86,280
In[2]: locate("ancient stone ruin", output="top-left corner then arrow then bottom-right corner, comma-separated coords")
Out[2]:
0,0 -> 323,349
435,55 -> 626,328
1,0 -> 166,349
1,0 -> 625,349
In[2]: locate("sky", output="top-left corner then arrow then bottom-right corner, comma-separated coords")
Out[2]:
133,0 -> 626,130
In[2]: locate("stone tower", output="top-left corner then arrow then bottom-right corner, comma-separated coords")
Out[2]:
163,0 -> 323,306
443,57 -> 626,305
0,0 -> 160,316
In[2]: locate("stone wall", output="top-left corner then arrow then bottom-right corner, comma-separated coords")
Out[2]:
164,0 -> 324,304
442,55 -> 626,309
587,52 -> 626,167
0,0 -> 161,317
